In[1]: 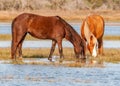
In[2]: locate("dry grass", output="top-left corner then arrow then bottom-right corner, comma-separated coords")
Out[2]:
0,34 -> 39,40
103,36 -> 120,40
0,10 -> 120,22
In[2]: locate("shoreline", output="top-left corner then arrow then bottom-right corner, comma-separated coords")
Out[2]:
0,10 -> 120,23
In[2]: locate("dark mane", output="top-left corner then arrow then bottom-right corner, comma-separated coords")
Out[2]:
56,16 -> 82,43
56,16 -> 79,35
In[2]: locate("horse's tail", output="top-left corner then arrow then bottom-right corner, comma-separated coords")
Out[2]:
11,17 -> 18,59
11,17 -> 17,43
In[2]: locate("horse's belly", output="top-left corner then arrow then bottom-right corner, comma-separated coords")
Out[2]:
28,31 -> 50,39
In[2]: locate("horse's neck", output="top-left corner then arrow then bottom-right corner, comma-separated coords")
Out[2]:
65,27 -> 81,47
69,30 -> 82,48
60,19 -> 82,48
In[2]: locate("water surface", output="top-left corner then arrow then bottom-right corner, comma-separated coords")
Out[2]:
0,40 -> 120,48
0,23 -> 120,35
0,63 -> 120,86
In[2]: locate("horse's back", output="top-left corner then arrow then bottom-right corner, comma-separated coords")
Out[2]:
81,15 -> 104,39
12,13 -> 57,25
12,13 -> 66,40
12,13 -> 58,31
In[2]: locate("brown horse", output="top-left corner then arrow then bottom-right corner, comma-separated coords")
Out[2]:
81,14 -> 104,57
11,13 -> 86,62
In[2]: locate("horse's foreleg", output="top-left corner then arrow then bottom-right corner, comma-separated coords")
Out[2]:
48,40 -> 56,61
57,40 -> 64,62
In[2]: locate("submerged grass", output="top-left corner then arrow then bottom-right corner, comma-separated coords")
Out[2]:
0,34 -> 120,40
0,48 -> 120,64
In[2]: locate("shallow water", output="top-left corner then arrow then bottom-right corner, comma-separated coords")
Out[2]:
0,40 -> 120,48
0,22 -> 120,35
0,62 -> 120,86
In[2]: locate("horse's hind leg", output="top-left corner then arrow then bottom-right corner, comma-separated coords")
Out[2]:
11,40 -> 18,60
17,33 -> 27,60
48,40 -> 56,61
11,32 -> 27,60
98,39 -> 103,55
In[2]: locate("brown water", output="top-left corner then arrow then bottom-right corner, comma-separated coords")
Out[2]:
0,59 -> 120,86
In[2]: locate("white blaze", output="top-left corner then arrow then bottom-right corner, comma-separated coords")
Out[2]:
92,43 -> 97,57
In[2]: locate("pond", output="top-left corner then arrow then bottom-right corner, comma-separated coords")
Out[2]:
0,22 -> 120,35
0,40 -> 120,48
0,62 -> 120,86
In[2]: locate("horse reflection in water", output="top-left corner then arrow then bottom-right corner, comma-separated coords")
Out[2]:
81,15 -> 104,57
11,13 -> 86,62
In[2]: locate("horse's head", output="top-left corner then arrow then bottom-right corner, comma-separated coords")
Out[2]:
81,38 -> 86,58
73,37 -> 86,62
87,35 -> 98,57
78,38 -> 86,59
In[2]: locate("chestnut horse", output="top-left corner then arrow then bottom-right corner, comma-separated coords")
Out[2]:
11,13 -> 86,62
81,14 -> 104,57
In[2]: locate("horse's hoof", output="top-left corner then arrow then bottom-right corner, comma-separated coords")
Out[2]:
48,58 -> 52,62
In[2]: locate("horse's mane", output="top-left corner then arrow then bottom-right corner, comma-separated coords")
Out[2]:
56,16 -> 83,47
56,16 -> 80,38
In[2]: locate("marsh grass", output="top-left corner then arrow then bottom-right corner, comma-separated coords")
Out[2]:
0,34 -> 39,40
103,36 -> 120,40
0,48 -> 120,64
